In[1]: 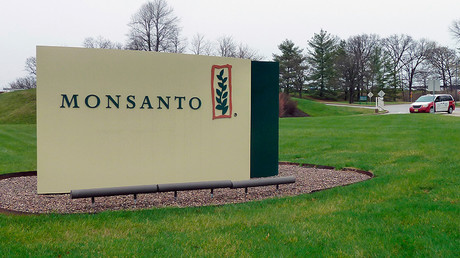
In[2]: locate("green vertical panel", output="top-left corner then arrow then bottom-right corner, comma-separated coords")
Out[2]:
251,61 -> 279,178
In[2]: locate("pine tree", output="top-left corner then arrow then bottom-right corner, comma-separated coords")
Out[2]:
307,30 -> 338,98
273,40 -> 307,97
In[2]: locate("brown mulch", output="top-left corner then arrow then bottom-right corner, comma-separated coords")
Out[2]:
0,164 -> 372,215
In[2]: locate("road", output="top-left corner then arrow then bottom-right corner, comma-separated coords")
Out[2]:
383,104 -> 411,114
325,103 -> 460,116
325,103 -> 410,114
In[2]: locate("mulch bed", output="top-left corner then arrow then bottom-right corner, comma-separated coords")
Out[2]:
0,164 -> 372,215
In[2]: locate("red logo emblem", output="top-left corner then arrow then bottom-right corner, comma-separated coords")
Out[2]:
211,65 -> 232,119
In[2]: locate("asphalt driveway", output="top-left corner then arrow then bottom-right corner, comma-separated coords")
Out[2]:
325,103 -> 459,116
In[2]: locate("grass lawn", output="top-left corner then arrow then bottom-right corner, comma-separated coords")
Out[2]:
0,113 -> 458,256
293,97 -> 375,117
0,125 -> 36,173
0,89 -> 37,173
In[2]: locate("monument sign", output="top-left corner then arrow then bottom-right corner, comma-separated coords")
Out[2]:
37,46 -> 278,194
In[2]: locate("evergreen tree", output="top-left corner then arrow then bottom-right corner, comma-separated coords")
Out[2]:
273,40 -> 307,97
307,30 -> 338,98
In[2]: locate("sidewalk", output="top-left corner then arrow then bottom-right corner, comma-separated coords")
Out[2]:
449,111 -> 460,116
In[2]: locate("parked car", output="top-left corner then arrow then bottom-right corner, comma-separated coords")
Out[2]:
409,94 -> 455,114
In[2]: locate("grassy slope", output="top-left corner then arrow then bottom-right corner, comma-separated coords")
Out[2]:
0,89 -> 36,124
0,115 -> 458,256
293,97 -> 375,117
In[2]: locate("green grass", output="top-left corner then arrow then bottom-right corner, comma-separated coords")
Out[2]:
0,89 -> 36,124
0,92 -> 459,256
0,90 -> 37,173
0,125 -> 36,173
293,97 -> 375,117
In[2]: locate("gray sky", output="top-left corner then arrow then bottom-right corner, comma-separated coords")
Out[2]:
1,0 -> 459,89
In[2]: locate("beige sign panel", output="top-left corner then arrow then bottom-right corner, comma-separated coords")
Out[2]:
37,46 -> 251,194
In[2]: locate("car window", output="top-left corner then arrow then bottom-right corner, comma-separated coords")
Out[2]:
441,96 -> 451,101
416,95 -> 434,102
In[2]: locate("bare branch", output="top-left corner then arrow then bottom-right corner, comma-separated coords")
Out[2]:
450,19 -> 460,43
83,36 -> 123,49
235,43 -> 263,60
216,36 -> 236,57
5,76 -> 36,90
24,56 -> 36,76
190,33 -> 213,55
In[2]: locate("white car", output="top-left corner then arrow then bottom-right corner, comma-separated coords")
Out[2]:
409,94 -> 455,114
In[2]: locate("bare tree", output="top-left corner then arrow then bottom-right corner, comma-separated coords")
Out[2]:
5,56 -> 38,90
125,32 -> 146,51
83,36 -> 123,49
189,33 -> 213,55
24,56 -> 36,76
127,0 -> 180,52
235,43 -> 263,60
414,63 -> 436,95
168,29 -> 187,53
345,34 -> 379,102
5,76 -> 36,90
366,45 -> 387,94
215,36 -> 262,60
427,45 -> 458,92
382,34 -> 413,100
216,36 -> 237,57
335,40 -> 359,102
450,19 -> 460,43
401,39 -> 435,101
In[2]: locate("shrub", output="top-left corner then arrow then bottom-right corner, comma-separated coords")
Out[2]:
279,93 -> 309,117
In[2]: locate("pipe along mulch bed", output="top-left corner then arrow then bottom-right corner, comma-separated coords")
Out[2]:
0,164 -> 372,215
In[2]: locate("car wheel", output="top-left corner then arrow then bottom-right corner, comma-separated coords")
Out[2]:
430,107 -> 434,113
448,106 -> 453,114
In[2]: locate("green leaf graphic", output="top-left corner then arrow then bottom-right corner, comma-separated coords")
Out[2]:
217,69 -> 224,81
214,68 -> 229,116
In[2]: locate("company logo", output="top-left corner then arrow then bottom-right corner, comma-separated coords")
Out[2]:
211,65 -> 233,119
59,94 -> 202,110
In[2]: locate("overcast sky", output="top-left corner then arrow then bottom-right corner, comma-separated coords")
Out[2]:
1,0 -> 459,89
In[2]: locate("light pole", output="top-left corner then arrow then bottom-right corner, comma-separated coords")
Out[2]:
456,59 -> 459,102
